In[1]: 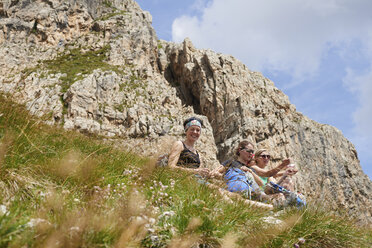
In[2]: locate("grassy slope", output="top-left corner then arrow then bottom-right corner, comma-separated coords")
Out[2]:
0,94 -> 371,248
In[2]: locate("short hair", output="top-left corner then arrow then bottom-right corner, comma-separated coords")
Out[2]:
235,140 -> 254,156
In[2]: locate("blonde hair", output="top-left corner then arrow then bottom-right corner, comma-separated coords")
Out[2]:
254,149 -> 268,162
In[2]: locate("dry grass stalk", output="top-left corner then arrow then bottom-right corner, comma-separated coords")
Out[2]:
220,232 -> 239,248
243,212 -> 302,248
0,133 -> 13,169
115,218 -> 147,247
168,234 -> 201,248
51,150 -> 83,179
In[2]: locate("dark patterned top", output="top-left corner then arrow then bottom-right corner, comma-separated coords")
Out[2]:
222,159 -> 245,169
177,142 -> 200,169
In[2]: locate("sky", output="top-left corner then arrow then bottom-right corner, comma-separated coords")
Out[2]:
136,0 -> 372,179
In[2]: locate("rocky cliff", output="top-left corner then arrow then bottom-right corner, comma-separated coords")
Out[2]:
0,0 -> 371,224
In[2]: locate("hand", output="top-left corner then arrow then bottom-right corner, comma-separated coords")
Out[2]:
197,168 -> 210,177
210,171 -> 222,179
286,167 -> 298,176
241,166 -> 249,172
286,163 -> 298,175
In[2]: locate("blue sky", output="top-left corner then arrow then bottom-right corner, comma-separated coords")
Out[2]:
136,0 -> 372,179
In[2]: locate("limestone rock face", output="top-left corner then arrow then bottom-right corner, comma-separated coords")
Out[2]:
0,0 -> 371,224
0,0 -> 219,168
160,38 -> 372,223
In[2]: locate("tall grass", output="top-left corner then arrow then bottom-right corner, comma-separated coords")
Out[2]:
0,94 -> 371,247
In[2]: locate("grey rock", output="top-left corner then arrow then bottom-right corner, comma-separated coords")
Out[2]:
0,0 -> 370,224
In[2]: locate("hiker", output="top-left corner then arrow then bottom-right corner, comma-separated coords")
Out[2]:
212,141 -> 268,200
250,149 -> 293,189
250,149 -> 305,207
167,117 -> 210,177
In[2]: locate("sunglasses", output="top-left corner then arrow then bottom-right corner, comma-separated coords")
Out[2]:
241,148 -> 254,154
260,154 -> 271,159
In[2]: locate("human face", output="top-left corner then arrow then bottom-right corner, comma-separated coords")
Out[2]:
257,152 -> 270,168
239,144 -> 254,162
185,126 -> 201,142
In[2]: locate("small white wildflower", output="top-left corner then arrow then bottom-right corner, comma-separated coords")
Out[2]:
0,205 -> 8,216
149,218 -> 156,224
150,235 -> 159,242
27,218 -> 49,228
148,228 -> 155,233
149,186 -> 153,190
273,210 -> 285,217
70,226 -> 80,232
164,193 -> 168,197
73,198 -> 80,203
62,189 -> 70,194
107,184 -> 111,188
261,216 -> 283,225
160,211 -> 175,218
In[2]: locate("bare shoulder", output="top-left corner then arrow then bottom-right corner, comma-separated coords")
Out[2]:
171,140 -> 184,151
171,140 -> 183,153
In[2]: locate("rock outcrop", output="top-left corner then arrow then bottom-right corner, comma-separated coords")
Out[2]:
0,0 -> 371,224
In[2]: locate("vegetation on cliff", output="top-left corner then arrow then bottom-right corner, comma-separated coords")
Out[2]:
0,94 -> 371,247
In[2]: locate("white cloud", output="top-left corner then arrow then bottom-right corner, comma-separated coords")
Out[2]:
172,0 -> 372,83
343,67 -> 372,177
172,0 -> 372,177
344,68 -> 372,137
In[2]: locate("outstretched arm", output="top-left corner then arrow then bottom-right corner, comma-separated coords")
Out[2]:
250,158 -> 291,177
276,164 -> 298,185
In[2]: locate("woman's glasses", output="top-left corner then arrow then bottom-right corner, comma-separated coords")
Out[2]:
260,154 -> 271,159
241,148 -> 254,154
